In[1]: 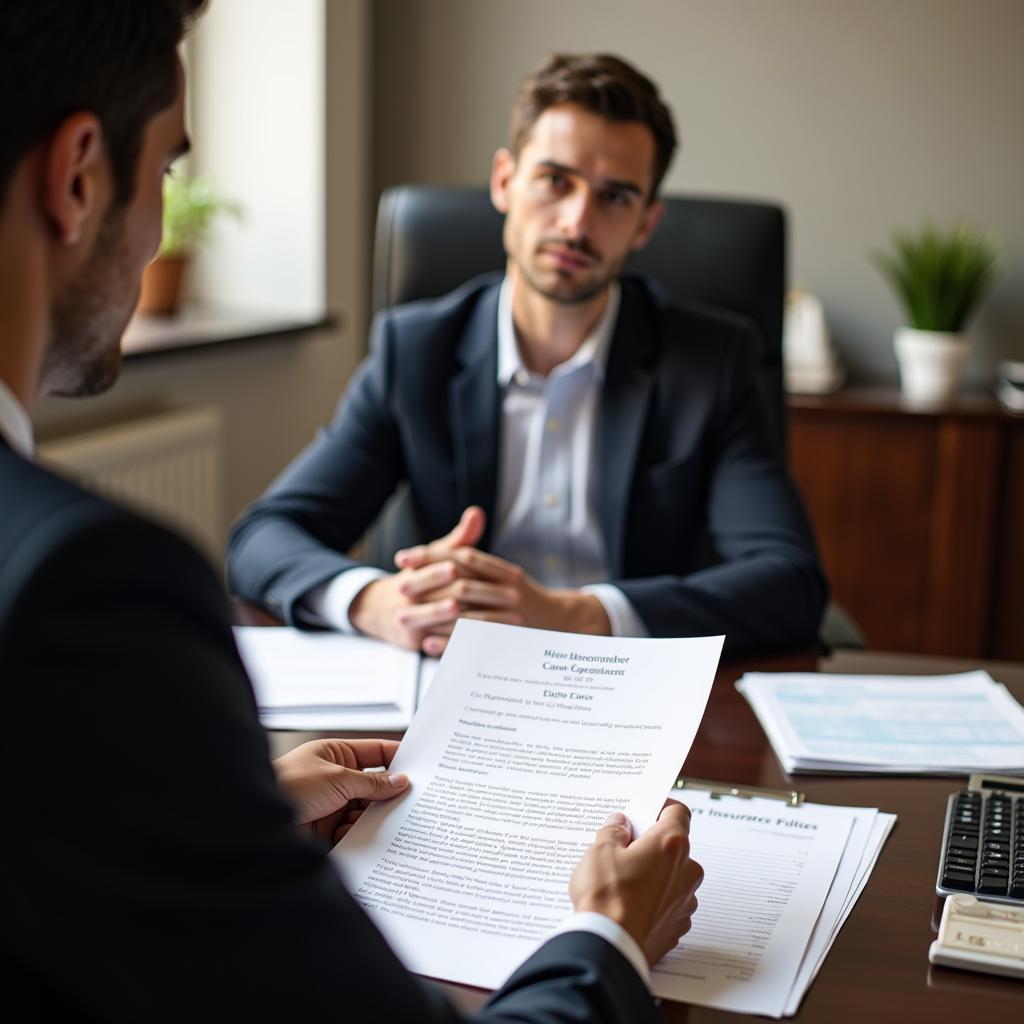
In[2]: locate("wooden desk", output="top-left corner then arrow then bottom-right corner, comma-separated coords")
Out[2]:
400,649 -> 1024,1021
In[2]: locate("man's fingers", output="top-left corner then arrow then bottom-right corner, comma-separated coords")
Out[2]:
419,579 -> 523,609
396,599 -> 461,632
398,561 -> 458,598
395,506 -> 486,568
398,544 -> 522,585
345,738 -> 402,770
422,634 -> 448,656
456,609 -> 525,625
336,766 -> 410,803
595,811 -> 633,846
656,800 -> 692,831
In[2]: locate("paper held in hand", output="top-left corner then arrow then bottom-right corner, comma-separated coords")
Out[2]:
333,620 -> 724,991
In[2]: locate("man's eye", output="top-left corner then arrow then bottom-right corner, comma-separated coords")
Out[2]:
603,190 -> 631,208
542,172 -> 566,189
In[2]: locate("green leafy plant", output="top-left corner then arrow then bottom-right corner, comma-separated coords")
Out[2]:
159,174 -> 242,258
871,223 -> 1001,332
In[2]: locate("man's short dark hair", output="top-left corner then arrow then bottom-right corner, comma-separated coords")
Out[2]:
508,53 -> 678,201
0,0 -> 207,208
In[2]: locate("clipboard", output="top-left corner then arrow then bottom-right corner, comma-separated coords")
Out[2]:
674,775 -> 805,808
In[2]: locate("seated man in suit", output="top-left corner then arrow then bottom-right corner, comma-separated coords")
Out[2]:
0,3 -> 702,1020
228,53 -> 828,659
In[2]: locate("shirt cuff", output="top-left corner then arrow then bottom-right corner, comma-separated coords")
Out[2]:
580,584 -> 650,637
554,911 -> 651,989
300,568 -> 388,633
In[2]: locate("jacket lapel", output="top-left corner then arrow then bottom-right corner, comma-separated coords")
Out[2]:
599,280 -> 658,575
450,283 -> 501,548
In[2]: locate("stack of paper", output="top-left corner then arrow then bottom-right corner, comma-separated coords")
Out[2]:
737,670 -> 1024,774
329,620 -> 894,1018
233,627 -> 421,730
652,788 -> 895,1017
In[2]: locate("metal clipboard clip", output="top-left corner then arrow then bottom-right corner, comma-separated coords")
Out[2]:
674,776 -> 805,808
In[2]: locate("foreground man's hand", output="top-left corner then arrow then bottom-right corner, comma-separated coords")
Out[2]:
273,738 -> 409,846
570,801 -> 703,966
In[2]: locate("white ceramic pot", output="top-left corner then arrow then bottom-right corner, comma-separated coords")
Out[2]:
894,327 -> 970,403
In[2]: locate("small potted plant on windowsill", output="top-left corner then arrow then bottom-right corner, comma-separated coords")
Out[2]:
871,223 -> 1001,403
137,175 -> 242,316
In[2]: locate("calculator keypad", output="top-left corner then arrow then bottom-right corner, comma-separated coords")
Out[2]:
938,789 -> 1024,904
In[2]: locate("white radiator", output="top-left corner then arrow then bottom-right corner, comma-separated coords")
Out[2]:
39,406 -> 225,558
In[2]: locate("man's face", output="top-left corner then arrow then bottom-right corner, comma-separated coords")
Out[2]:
43,63 -> 188,397
491,103 -> 663,306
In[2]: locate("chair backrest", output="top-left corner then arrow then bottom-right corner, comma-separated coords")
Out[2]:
372,184 -> 788,449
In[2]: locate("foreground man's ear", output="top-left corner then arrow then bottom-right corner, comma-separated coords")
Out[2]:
42,112 -> 107,247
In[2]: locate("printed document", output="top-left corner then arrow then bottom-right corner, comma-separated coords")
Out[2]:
333,620 -> 724,990
738,671 -> 1024,774
650,790 -> 857,1016
233,627 -> 419,730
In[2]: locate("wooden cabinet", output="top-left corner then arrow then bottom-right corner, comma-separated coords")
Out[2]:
788,389 -> 1023,659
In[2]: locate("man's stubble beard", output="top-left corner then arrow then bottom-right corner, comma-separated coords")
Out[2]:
42,205 -> 137,398
518,237 -> 630,307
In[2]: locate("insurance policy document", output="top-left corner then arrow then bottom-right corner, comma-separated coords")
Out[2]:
652,790 -> 856,1017
334,620 -> 723,989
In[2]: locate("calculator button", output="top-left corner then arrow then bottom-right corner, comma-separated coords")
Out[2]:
978,875 -> 1009,895
946,862 -> 976,875
979,863 -> 1008,876
949,834 -> 978,850
941,869 -> 976,890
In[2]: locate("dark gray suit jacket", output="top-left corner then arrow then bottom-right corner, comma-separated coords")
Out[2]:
0,440 -> 657,1022
228,273 -> 827,656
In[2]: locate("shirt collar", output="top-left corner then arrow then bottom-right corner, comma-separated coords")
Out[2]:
497,276 -> 620,387
0,377 -> 34,458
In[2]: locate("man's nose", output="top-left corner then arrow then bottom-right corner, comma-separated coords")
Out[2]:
556,188 -> 596,239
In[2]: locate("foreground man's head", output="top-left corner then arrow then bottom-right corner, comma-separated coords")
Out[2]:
0,0 -> 203,409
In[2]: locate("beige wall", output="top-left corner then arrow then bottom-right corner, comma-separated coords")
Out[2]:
372,0 -> 1024,383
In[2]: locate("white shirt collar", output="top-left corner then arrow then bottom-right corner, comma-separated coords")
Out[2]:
0,377 -> 34,458
497,276 -> 620,387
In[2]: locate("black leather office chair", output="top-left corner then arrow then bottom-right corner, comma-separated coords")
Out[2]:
367,184 -> 862,648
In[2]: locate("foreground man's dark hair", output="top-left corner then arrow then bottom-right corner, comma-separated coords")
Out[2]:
0,0 -> 207,206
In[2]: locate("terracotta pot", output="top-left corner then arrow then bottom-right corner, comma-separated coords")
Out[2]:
137,255 -> 189,316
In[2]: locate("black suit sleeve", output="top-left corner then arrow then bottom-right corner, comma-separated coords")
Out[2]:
226,311 -> 407,625
614,323 -> 828,654
0,497 -> 657,1024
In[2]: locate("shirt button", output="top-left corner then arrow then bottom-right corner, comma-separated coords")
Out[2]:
546,418 -> 560,433
544,555 -> 560,571
543,493 -> 558,508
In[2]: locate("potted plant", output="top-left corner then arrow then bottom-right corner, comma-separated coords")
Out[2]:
137,175 -> 242,316
871,223 -> 1001,402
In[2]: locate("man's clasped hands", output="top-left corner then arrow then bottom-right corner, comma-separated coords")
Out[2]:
349,505 -> 613,655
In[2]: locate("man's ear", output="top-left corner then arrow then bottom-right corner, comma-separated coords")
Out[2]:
489,148 -> 516,215
631,198 -> 665,252
42,113 -> 107,246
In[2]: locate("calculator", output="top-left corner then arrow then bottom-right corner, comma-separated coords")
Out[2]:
936,774 -> 1024,905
